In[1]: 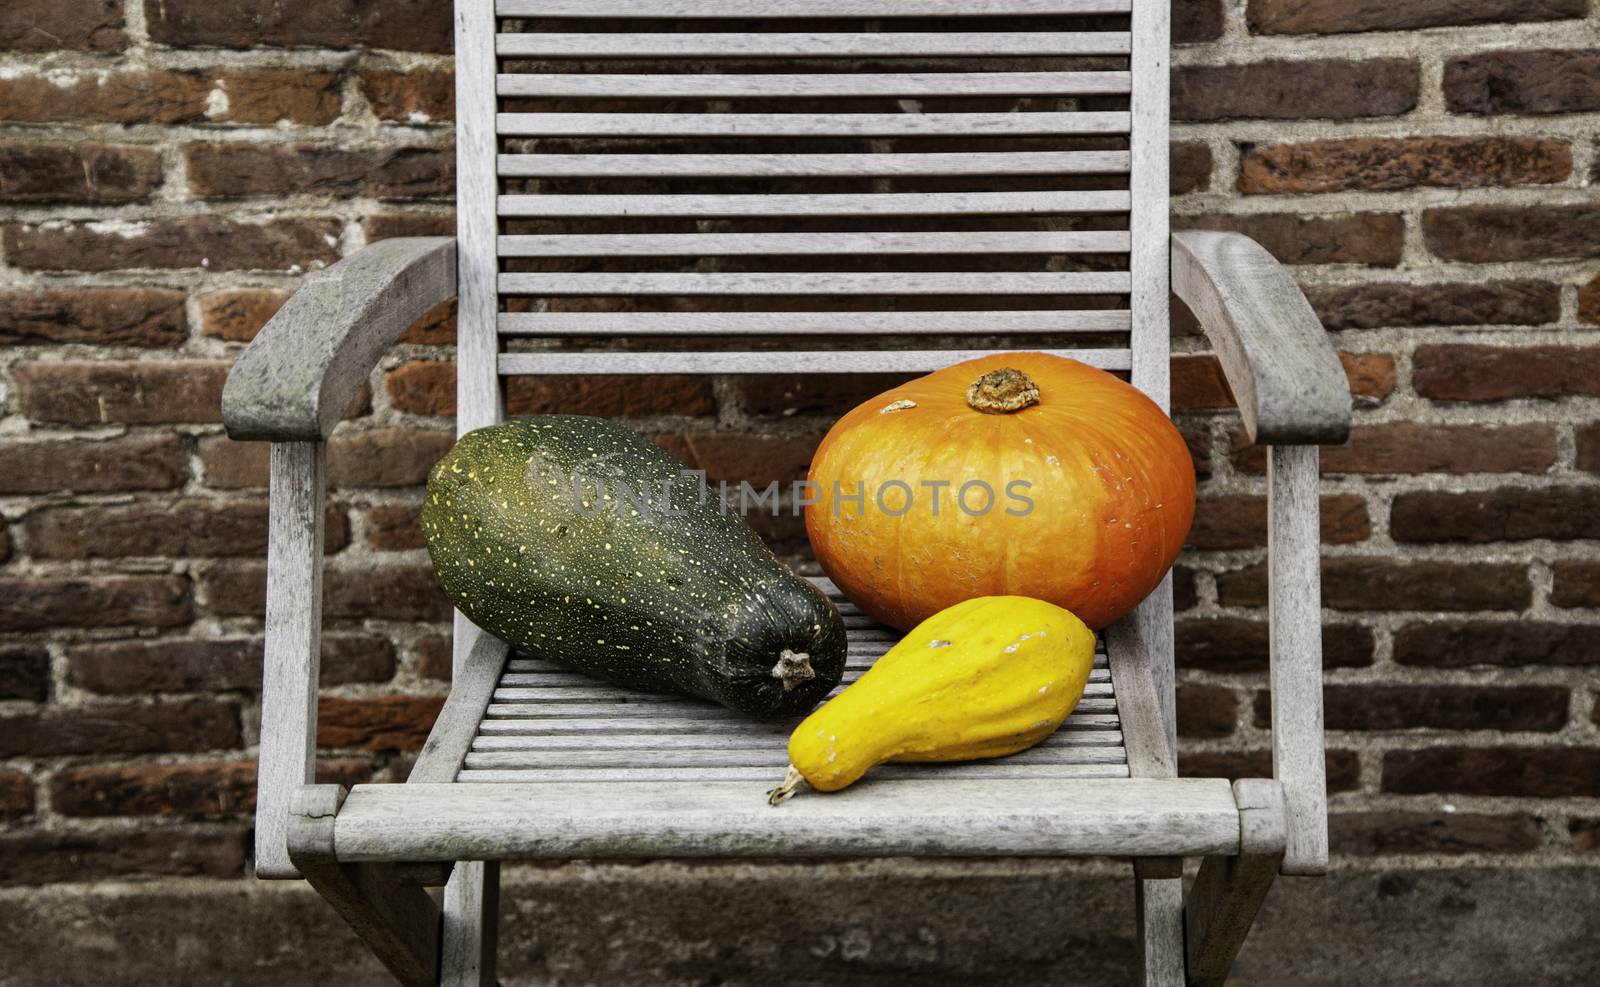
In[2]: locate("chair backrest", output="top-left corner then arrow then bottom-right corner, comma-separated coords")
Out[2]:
450,0 -> 1178,747
453,0 -> 1171,427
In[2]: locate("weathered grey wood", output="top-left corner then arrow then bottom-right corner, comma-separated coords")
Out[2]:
333,778 -> 1240,861
222,239 -> 456,442
470,730 -> 1123,751
499,272 -> 1130,296
488,682 -> 1113,703
441,861 -> 499,987
254,441 -> 325,881
475,712 -> 1122,734
497,72 -> 1132,99
1270,444 -> 1329,876
499,310 -> 1132,336
498,350 -> 1132,375
499,151 -> 1131,178
409,631 -> 512,784
1186,780 -> 1288,987
462,744 -> 1127,770
286,785 -> 442,987
1136,876 -> 1186,987
499,230 -> 1130,256
497,32 -> 1131,58
501,190 -> 1128,218
455,0 -> 501,440
498,0 -> 1131,15
498,112 -> 1130,137
1171,231 -> 1352,445
498,664 -> 1113,683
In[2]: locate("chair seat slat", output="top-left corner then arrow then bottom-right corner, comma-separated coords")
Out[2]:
499,230 -> 1131,257
498,310 -> 1132,336
496,72 -> 1132,99
461,745 -> 1128,770
475,712 -> 1123,734
499,190 -> 1130,217
497,349 -> 1132,375
497,111 -> 1130,137
498,151 -> 1131,178
456,764 -> 1132,783
469,729 -> 1124,752
498,271 -> 1130,296
496,33 -> 1131,59
497,0 -> 1132,17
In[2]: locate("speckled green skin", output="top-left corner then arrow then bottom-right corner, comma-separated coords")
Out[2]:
422,416 -> 847,717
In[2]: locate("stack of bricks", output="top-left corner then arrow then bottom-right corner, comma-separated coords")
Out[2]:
1,0 -> 1598,906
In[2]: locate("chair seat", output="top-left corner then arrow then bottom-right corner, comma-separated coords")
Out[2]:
337,581 -> 1247,864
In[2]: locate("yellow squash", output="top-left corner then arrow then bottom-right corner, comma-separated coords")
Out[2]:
767,596 -> 1097,804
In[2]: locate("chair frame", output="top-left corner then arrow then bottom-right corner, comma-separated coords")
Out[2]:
221,3 -> 1351,984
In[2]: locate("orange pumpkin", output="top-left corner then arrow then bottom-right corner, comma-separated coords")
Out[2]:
805,352 -> 1195,631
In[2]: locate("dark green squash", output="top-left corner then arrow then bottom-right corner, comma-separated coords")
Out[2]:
422,416 -> 847,717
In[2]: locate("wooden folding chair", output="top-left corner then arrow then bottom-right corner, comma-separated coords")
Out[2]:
222,2 -> 1351,983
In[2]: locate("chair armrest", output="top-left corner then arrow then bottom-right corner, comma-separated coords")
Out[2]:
1171,231 -> 1351,445
223,237 -> 458,442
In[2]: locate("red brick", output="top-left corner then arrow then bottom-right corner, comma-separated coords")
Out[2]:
186,143 -> 454,200
363,69 -> 454,123
416,634 -> 453,682
0,68 -> 340,126
51,762 -> 255,818
1231,423 -> 1559,476
1173,567 -> 1199,611
0,287 -> 186,347
1173,59 -> 1419,122
0,700 -> 240,757
202,564 -> 450,621
0,773 -> 32,817
1240,137 -> 1570,195
385,361 -> 716,418
1188,494 -> 1369,550
1424,205 -> 1600,263
1330,812 -> 1544,856
400,299 -> 457,345
1170,141 -> 1212,194
1305,280 -> 1560,330
651,432 -> 822,486
66,634 -> 396,694
0,516 -> 8,564
1180,749 -> 1361,793
1217,558 -> 1530,612
199,289 -> 290,342
1340,352 -> 1396,405
1171,355 -> 1233,412
22,501 -> 350,559
0,576 -> 192,631
147,0 -> 451,52
1177,684 -> 1237,739
1394,621 -> 1600,668
1384,747 -> 1600,798
1582,274 -> 1600,326
1445,48 -> 1600,116
367,505 -> 424,551
14,362 -> 228,425
1180,424 -> 1211,480
198,437 -> 269,489
1176,618 -> 1374,672
1173,213 -> 1405,267
1249,0 -> 1585,36
327,428 -> 454,489
364,212 -> 456,240
0,436 -> 189,495
1579,423 -> 1600,472
1174,0 -> 1223,44
733,374 -> 916,418
1413,345 -> 1600,401
0,647 -> 50,701
0,0 -> 125,51
1551,561 -> 1600,609
0,827 -> 247,885
0,142 -> 163,204
1259,685 -> 1570,732
318,695 -> 445,751
1570,818 -> 1600,852
3,216 -> 342,273
1392,487 -> 1600,543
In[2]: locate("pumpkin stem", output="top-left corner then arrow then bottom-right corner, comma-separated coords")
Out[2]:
766,765 -> 807,807
771,649 -> 816,691
966,367 -> 1040,414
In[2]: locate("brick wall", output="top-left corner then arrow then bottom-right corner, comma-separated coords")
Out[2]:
1,0 -> 1598,975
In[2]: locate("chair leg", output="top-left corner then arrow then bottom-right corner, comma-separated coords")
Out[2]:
441,861 -> 500,987
287,785 -> 442,987
1184,780 -> 1289,987
1136,875 -> 1186,987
